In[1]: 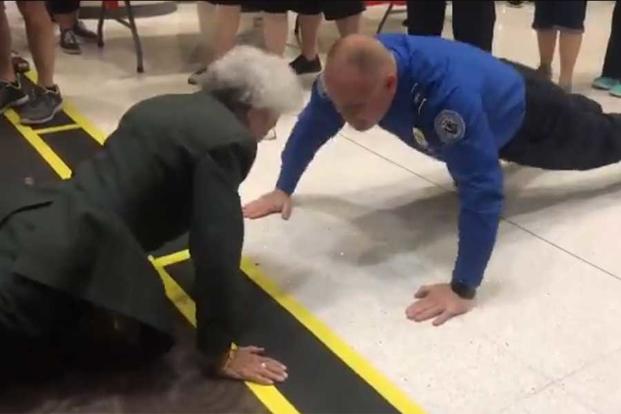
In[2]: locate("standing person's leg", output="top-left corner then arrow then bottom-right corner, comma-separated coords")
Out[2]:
451,1 -> 496,52
500,61 -> 621,171
261,7 -> 288,56
406,1 -> 446,37
16,0 -> 62,125
0,0 -> 28,113
557,1 -> 587,92
289,1 -> 322,74
330,0 -> 365,37
597,1 -> 621,96
48,0 -> 82,54
533,1 -> 557,80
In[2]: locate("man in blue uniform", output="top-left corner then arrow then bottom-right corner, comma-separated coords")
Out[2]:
244,34 -> 621,326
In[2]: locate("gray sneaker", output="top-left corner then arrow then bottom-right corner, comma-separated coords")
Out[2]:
0,79 -> 29,113
18,85 -> 63,125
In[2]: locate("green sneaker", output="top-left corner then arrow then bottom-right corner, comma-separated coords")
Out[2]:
609,83 -> 621,98
592,76 -> 619,90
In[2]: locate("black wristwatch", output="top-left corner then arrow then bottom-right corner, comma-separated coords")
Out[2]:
450,281 -> 477,300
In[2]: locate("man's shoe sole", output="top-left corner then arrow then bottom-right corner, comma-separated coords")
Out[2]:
0,94 -> 30,113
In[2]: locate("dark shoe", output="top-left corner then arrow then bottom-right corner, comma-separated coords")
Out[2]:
290,54 -> 322,75
0,79 -> 29,113
73,20 -> 98,40
188,67 -> 207,85
507,1 -> 524,7
60,29 -> 81,55
11,51 -> 30,73
18,85 -> 63,125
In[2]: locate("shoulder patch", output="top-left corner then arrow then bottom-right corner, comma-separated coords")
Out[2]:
316,73 -> 329,99
434,109 -> 466,144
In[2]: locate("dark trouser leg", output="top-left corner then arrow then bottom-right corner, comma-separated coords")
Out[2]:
406,1 -> 446,36
500,61 -> 621,170
602,1 -> 621,79
452,1 -> 496,52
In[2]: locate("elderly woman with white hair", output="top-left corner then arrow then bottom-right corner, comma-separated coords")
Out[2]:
0,46 -> 302,384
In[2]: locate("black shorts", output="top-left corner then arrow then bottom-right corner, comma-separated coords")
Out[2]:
293,0 -> 366,20
532,1 -> 587,33
207,0 -> 365,19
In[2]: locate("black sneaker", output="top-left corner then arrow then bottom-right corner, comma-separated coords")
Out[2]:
60,29 -> 81,55
0,79 -> 29,113
290,54 -> 322,75
73,20 -> 98,40
188,67 -> 207,85
18,85 -> 63,125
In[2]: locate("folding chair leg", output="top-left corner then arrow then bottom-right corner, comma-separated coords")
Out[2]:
124,0 -> 144,73
97,1 -> 106,47
376,3 -> 394,34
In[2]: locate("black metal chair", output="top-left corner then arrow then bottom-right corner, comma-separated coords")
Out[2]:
97,0 -> 144,73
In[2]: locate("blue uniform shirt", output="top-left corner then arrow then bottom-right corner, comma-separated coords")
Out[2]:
276,34 -> 526,290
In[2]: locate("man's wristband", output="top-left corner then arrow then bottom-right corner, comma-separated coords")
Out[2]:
450,281 -> 477,299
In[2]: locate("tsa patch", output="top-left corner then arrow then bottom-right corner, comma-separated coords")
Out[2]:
434,110 -> 466,144
316,73 -> 329,99
412,128 -> 428,149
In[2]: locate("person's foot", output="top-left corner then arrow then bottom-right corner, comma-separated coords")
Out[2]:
592,76 -> 619,90
11,51 -> 30,73
188,67 -> 207,85
60,29 -> 81,55
18,85 -> 63,125
0,79 -> 29,113
507,0 -> 525,7
289,54 -> 322,75
560,83 -> 573,94
610,83 -> 621,98
536,64 -> 552,80
73,20 -> 98,40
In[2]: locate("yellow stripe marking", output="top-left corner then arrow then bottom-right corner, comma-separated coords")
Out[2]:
4,110 -> 72,179
155,250 -> 426,414
63,101 -> 108,145
150,258 -> 299,414
34,124 -> 82,135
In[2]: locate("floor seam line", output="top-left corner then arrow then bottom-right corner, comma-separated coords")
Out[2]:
340,134 -> 621,284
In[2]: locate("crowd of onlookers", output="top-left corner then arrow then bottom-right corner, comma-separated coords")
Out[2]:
0,1 -> 619,126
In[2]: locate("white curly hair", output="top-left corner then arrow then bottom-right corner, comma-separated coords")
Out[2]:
201,45 -> 303,115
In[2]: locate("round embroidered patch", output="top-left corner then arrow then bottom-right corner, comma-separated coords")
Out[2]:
412,128 -> 428,149
434,110 -> 466,144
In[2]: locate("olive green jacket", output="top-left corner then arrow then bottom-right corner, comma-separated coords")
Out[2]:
0,91 -> 257,358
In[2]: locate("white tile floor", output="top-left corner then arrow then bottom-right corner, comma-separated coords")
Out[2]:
7,1 -> 621,413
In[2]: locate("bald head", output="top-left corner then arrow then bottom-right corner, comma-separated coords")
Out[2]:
326,34 -> 394,80
322,35 -> 398,132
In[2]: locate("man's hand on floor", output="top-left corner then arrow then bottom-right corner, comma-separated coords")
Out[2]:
405,283 -> 475,326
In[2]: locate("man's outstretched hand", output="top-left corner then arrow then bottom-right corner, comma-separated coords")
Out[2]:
405,283 -> 475,326
243,190 -> 293,220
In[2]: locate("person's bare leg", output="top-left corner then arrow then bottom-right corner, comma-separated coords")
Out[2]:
55,11 -> 77,31
558,31 -> 583,91
335,13 -> 361,37
263,12 -> 288,56
298,14 -> 321,60
17,1 -> 55,88
213,4 -> 241,59
536,28 -> 556,79
0,4 -> 16,82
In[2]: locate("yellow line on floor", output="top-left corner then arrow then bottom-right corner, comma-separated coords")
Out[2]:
4,110 -> 72,180
155,250 -> 426,414
151,258 -> 299,414
33,124 -> 82,135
